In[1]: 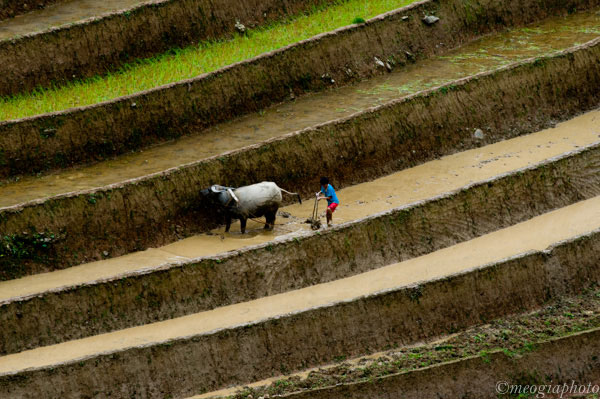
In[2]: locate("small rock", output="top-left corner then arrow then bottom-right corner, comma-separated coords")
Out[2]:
473,128 -> 485,139
321,73 -> 335,84
422,15 -> 440,25
235,20 -> 246,34
131,102 -> 137,108
279,211 -> 291,218
402,15 -> 409,21
374,57 -> 386,69
102,251 -> 109,257
385,62 -> 393,71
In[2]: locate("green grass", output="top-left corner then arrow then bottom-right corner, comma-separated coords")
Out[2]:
0,0 -> 414,121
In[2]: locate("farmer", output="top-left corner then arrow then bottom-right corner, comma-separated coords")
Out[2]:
316,177 -> 339,227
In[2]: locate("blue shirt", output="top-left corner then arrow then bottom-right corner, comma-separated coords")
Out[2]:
321,184 -> 339,206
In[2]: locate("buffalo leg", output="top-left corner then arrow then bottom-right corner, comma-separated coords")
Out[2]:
225,213 -> 232,233
265,211 -> 276,230
240,217 -> 247,234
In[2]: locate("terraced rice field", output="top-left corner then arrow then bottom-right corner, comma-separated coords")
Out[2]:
1,0 -> 600,397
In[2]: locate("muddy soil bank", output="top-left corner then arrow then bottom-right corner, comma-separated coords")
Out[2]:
272,329 -> 600,399
1,40 -> 599,277
223,290 -> 600,398
3,223 -> 600,398
0,0 -> 63,21
0,0 -> 339,97
1,0 -> 598,175
2,140 -> 600,352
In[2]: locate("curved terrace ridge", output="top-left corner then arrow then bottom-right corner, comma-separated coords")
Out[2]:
0,110 -> 598,353
0,37 -> 598,277
0,0 -> 358,96
1,34 -> 599,211
1,0 -> 597,178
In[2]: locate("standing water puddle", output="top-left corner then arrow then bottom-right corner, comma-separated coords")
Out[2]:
0,8 -> 599,208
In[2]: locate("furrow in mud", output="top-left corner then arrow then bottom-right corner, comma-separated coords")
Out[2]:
0,0 -> 597,175
1,39 -> 599,277
1,114 -> 600,353
2,198 -> 600,397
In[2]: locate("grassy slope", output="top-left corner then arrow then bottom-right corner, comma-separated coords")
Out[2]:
0,0 -> 414,121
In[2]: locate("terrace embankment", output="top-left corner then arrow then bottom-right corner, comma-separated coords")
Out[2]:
0,0 -> 65,21
0,0 -> 341,96
273,330 -> 600,399
1,0 -> 598,174
202,291 -> 600,399
1,110 -> 599,352
1,39 -> 599,276
4,10 -> 600,206
2,198 -> 600,397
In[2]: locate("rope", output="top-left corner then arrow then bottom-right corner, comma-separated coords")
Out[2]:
247,213 -> 297,233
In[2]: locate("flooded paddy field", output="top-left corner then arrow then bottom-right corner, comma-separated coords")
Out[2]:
0,110 -> 598,354
1,2 -> 600,397
1,8 -> 598,206
3,188 -> 600,397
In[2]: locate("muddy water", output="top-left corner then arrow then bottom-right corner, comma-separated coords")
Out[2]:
0,0 -> 148,40
2,192 -> 600,374
1,8 -> 599,207
1,110 -> 598,302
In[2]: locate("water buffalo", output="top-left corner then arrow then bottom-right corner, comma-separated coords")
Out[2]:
201,181 -> 302,233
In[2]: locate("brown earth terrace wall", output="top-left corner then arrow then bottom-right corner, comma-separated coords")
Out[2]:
2,225 -> 600,398
0,0 -> 340,96
0,0 -> 63,21
0,0 -> 597,176
2,142 -> 600,354
281,328 -> 600,399
1,39 -> 599,278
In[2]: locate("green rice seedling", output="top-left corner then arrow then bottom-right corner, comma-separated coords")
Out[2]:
0,0 -> 415,121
